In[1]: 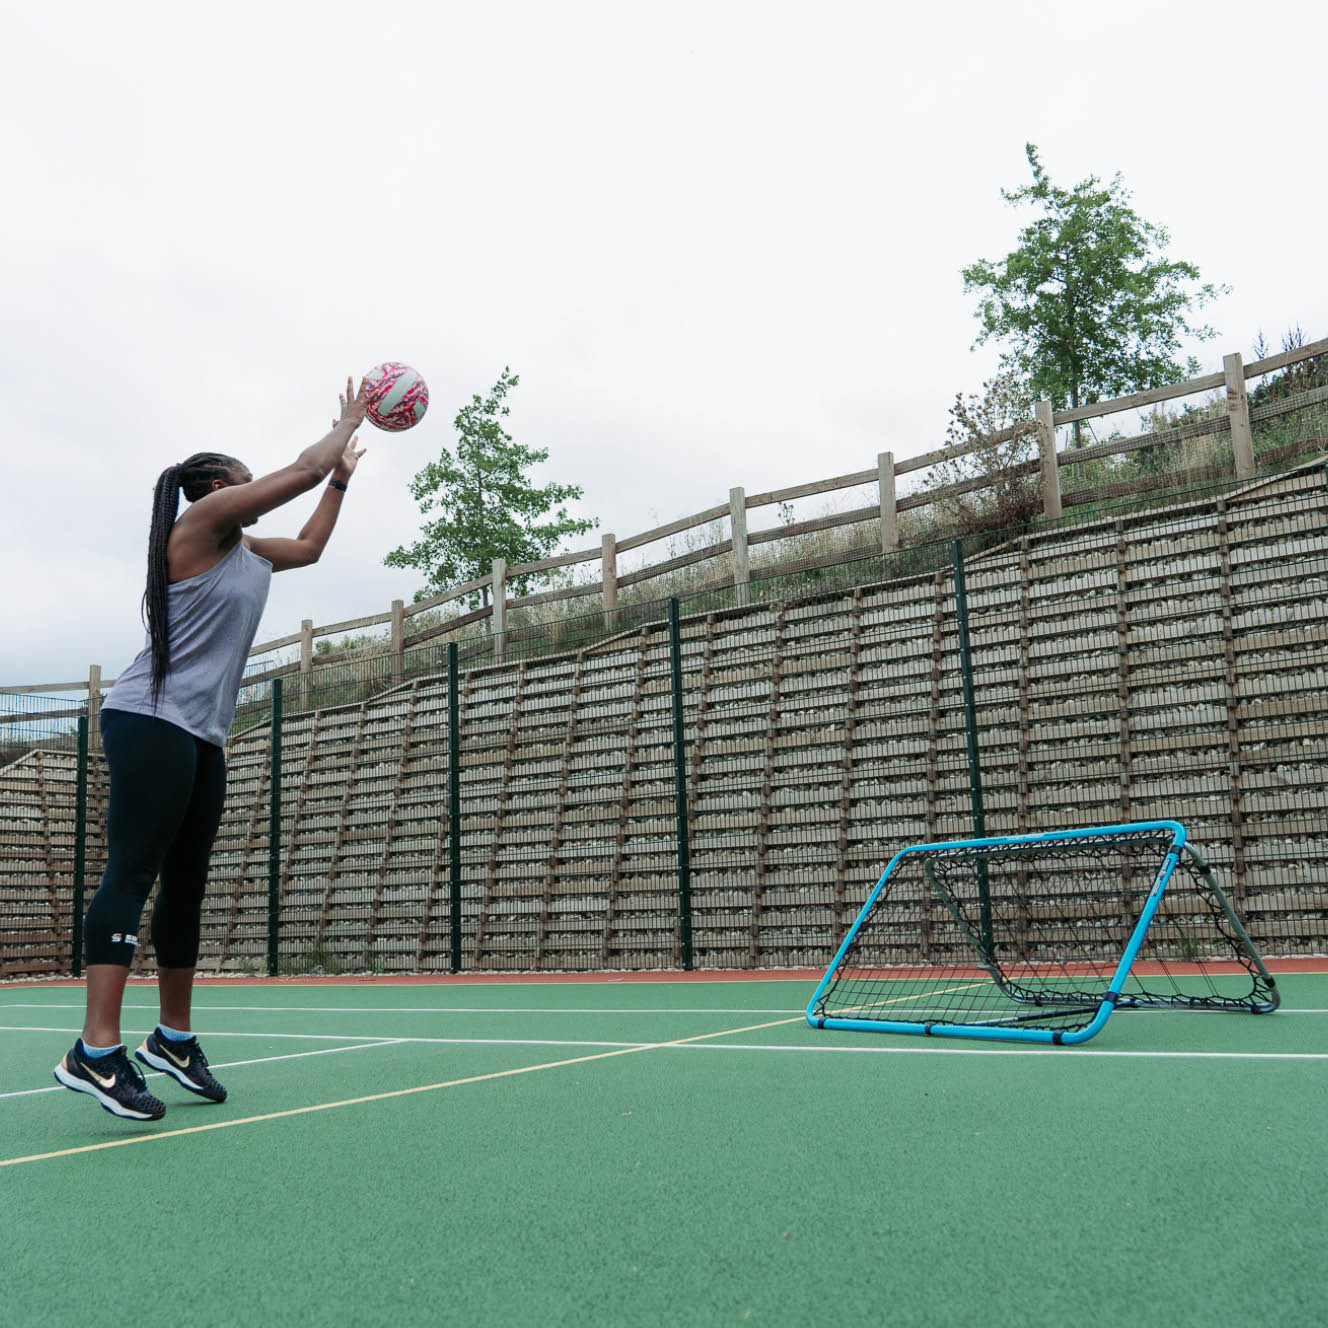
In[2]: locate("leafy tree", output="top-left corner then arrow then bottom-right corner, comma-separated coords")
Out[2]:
963,144 -> 1227,447
384,368 -> 597,609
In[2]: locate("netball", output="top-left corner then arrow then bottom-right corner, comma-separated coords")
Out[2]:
363,362 -> 429,431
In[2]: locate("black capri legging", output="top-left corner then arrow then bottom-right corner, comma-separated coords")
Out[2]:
84,709 -> 228,968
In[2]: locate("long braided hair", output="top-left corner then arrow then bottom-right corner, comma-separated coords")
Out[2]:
144,452 -> 247,701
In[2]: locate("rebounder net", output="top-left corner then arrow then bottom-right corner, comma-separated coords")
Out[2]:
807,823 -> 1278,1045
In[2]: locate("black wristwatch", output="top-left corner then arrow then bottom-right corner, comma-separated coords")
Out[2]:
329,479 -> 348,492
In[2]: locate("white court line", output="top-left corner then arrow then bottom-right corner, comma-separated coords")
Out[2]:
685,1042 -> 1328,1061
0,1024 -> 446,1043
2,1023 -> 1322,1064
0,1003 -> 803,1015
0,978 -> 818,990
0,1039 -> 407,1101
382,1036 -> 1327,1061
0,1024 -> 652,1050
5,1001 -> 1326,1015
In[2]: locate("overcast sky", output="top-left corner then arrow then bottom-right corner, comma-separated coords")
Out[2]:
4,0 -> 1325,691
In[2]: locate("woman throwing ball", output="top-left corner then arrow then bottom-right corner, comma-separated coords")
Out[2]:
54,376 -> 369,1120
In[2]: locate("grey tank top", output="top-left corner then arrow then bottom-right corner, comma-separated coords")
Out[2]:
105,540 -> 273,747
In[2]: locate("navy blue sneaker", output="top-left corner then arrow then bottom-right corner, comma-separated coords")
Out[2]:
135,1029 -> 227,1102
53,1041 -> 167,1120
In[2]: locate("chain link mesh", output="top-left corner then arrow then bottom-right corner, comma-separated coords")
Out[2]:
0,694 -> 85,976
4,466 -> 1328,979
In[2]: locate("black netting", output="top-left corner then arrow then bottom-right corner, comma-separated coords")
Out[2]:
811,830 -> 1277,1035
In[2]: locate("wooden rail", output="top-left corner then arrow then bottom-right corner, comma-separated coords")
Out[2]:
7,337 -> 1323,696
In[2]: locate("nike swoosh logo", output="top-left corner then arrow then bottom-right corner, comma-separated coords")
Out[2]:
161,1044 -> 192,1069
79,1059 -> 117,1090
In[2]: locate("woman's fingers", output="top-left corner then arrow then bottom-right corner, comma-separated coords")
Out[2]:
337,375 -> 369,424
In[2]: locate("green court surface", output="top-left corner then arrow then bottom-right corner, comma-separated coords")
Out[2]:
3,972 -> 1326,1327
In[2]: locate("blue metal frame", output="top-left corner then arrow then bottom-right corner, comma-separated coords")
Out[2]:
806,821 -> 1188,1046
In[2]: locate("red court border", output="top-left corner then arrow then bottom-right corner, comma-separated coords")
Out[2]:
4,957 -> 1325,991
3,969 -> 826,989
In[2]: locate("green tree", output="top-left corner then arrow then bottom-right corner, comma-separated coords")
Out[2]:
963,144 -> 1227,446
384,368 -> 597,609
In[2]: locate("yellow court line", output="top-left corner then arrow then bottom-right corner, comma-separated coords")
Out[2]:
1,981 -> 982,1170
0,1013 -> 802,1170
835,980 -> 989,1018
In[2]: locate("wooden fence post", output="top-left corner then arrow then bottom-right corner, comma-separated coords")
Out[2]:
878,451 -> 899,552
1224,352 -> 1256,479
1035,402 -> 1062,520
390,599 -> 405,686
491,557 -> 507,660
299,619 -> 313,711
87,665 -> 101,747
729,486 -> 750,605
602,533 -> 618,630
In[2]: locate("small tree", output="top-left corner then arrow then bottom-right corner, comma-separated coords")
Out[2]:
923,372 -> 1042,535
384,368 -> 597,609
963,144 -> 1228,448
1250,324 -> 1324,406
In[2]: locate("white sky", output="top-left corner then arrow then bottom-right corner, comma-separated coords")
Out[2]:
4,0 -> 1325,689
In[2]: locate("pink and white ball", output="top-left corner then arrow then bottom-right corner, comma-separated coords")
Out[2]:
363,362 -> 429,431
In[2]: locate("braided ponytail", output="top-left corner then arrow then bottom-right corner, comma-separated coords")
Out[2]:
141,451 -> 247,702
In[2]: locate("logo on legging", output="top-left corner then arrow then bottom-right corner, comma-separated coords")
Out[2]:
109,932 -> 139,946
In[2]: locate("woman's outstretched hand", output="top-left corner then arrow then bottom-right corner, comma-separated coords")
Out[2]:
338,376 -> 368,428
331,424 -> 366,483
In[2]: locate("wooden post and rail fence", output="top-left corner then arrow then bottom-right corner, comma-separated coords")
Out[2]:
6,335 -> 1326,728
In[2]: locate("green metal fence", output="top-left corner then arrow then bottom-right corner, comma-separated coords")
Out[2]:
4,466 -> 1328,979
0,695 -> 87,977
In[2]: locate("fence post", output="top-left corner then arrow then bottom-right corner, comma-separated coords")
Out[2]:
1224,352 -> 1256,479
729,487 -> 750,605
491,558 -> 507,661
878,451 -> 899,552
447,641 -> 462,974
391,599 -> 405,686
87,664 -> 102,749
266,676 -> 283,977
1035,402 -> 1062,520
667,598 -> 694,970
299,619 -> 313,711
71,714 -> 89,978
602,533 -> 618,630
952,539 -> 991,951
